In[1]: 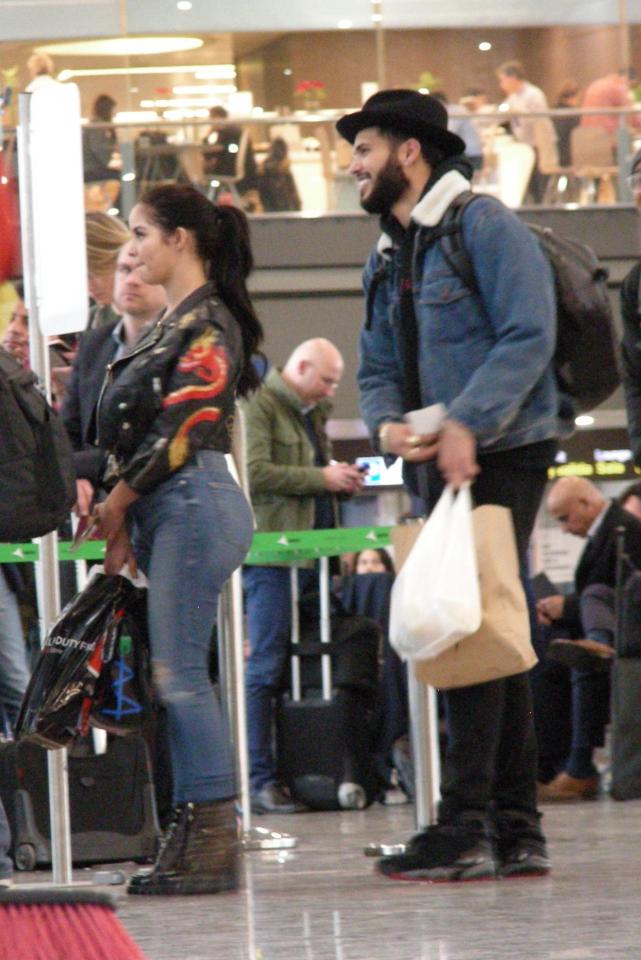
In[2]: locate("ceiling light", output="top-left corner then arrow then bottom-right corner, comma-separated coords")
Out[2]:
172,85 -> 236,95
575,415 -> 595,427
194,66 -> 237,80
478,41 -> 492,51
37,37 -> 203,57
338,19 -> 352,28
177,0 -> 192,8
59,64 -> 235,82
283,68 -> 293,76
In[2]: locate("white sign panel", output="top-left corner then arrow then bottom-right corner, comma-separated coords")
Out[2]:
27,83 -> 88,336
533,526 -> 585,588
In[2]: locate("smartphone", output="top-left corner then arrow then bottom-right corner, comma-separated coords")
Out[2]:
69,514 -> 100,552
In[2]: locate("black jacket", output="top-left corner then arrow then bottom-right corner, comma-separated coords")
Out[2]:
95,283 -> 243,494
621,261 -> 641,464
61,323 -> 120,486
563,500 -> 641,624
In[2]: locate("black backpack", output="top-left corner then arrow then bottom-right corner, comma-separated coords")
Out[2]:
366,192 -> 621,414
438,192 -> 621,412
0,346 -> 76,541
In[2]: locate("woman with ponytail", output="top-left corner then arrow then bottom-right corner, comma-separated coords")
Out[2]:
94,185 -> 263,896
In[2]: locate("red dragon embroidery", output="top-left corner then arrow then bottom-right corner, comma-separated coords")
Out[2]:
163,333 -> 229,408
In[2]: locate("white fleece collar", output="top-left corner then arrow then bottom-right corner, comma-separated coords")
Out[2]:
377,171 -> 471,256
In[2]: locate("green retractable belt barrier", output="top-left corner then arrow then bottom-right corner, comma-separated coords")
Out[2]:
0,526 -> 393,566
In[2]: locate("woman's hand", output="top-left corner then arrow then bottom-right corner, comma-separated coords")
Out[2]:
103,526 -> 138,577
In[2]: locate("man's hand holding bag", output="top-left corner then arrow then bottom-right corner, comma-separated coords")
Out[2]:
389,484 -> 481,660
390,486 -> 537,689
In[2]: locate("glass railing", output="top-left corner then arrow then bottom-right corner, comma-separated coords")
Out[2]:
2,105 -> 641,217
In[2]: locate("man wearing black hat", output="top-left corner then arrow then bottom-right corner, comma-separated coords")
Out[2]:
621,149 -> 641,462
337,89 -> 561,882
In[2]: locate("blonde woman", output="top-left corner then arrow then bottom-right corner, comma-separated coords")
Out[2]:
85,211 -> 130,329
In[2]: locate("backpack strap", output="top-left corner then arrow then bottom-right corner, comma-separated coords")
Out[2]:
364,255 -> 389,331
435,190 -> 482,295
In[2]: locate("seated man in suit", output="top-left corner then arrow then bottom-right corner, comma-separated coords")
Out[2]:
62,239 -> 166,508
535,476 -> 641,800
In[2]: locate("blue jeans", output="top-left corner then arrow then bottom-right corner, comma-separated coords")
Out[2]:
0,569 -> 30,728
244,565 -> 315,791
130,451 -> 253,805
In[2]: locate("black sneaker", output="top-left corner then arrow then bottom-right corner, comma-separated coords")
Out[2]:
495,811 -> 551,878
377,822 -> 497,883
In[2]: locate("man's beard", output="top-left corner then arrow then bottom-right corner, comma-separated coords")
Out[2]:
360,155 -> 409,215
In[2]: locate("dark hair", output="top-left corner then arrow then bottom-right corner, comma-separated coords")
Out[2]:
92,94 -> 116,121
619,481 -> 641,506
353,547 -> 395,574
381,127 -> 445,167
498,60 -> 526,80
140,184 -> 264,396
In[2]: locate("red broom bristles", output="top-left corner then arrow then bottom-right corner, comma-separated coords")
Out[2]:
0,894 -> 149,960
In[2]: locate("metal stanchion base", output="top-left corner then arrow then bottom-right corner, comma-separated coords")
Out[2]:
363,841 -> 406,858
243,827 -> 298,851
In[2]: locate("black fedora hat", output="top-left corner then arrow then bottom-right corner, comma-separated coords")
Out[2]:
336,89 -> 465,157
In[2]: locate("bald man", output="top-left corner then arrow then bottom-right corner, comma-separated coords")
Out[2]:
536,476 -> 641,800
241,339 -> 364,814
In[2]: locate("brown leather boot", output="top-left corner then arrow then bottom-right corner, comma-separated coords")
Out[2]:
128,798 -> 240,895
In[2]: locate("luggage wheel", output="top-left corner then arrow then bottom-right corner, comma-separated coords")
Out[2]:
15,843 -> 37,871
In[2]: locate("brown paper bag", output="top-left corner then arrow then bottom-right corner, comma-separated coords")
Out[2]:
399,505 -> 537,689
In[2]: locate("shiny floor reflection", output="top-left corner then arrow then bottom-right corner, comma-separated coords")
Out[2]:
25,797 -> 641,959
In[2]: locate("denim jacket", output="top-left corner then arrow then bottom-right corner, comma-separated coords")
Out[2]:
358,171 -> 561,453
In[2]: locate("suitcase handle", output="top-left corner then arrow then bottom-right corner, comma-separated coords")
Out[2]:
290,557 -> 333,701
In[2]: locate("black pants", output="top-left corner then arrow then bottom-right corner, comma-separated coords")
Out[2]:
425,453 -> 548,820
532,584 -> 612,781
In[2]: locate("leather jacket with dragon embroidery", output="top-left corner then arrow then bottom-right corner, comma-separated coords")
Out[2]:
95,282 -> 243,494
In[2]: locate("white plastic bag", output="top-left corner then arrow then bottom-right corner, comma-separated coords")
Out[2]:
389,484 -> 481,661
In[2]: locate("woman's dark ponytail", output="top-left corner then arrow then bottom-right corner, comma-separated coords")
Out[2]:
140,185 -> 264,396
205,205 -> 263,396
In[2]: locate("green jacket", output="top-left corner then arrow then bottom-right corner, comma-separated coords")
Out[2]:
241,368 -> 335,546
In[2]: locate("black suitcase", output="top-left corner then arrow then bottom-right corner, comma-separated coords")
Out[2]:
276,559 -> 383,811
0,734 -> 161,870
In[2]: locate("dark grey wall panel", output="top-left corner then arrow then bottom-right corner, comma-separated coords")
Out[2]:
250,207 -> 641,426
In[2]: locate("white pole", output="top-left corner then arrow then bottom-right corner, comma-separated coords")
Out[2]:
17,91 -> 73,886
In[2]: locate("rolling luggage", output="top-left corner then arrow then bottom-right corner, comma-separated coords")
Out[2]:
0,733 -> 161,870
276,558 -> 383,810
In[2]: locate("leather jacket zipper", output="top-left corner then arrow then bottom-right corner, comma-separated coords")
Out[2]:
94,322 -> 166,448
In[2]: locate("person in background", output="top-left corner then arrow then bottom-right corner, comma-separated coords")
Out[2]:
621,149 -> 641,462
580,67 -> 641,138
62,239 -> 167,515
82,94 -> 119,184
1,297 -> 29,367
340,88 -> 559,881
341,547 -> 410,798
536,477 -> 641,801
354,548 -> 394,575
25,52 -> 57,93
202,105 -> 257,192
257,137 -> 302,212
432,91 -> 483,171
95,184 -> 262,896
241,338 -> 364,815
497,59 -> 555,202
619,480 -> 641,520
85,211 -> 130,329
553,80 -> 582,167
